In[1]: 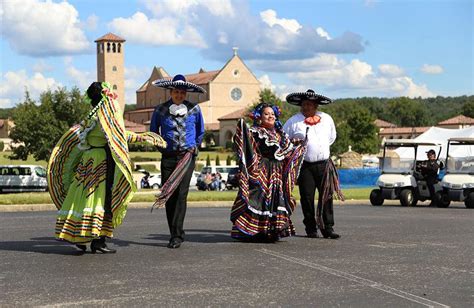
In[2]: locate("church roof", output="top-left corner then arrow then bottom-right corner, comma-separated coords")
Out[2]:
438,115 -> 474,125
185,70 -> 220,85
205,123 -> 220,131
218,108 -> 247,121
95,33 -> 126,42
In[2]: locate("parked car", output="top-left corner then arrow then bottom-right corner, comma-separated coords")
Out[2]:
196,166 -> 238,190
141,171 -> 200,189
225,167 -> 240,190
0,165 -> 48,193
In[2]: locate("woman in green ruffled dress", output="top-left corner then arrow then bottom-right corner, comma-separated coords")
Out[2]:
48,82 -> 166,253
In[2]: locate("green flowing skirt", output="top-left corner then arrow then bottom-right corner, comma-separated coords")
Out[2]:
55,148 -> 114,243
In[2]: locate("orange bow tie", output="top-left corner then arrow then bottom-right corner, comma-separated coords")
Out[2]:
304,115 -> 321,126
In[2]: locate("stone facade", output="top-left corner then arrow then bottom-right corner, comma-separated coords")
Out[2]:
95,33 -> 126,111
124,52 -> 261,144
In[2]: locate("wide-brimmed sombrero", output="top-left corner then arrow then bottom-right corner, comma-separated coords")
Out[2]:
152,74 -> 206,93
286,89 -> 332,106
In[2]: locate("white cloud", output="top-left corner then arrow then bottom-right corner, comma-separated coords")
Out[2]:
316,27 -> 331,39
0,70 -> 62,107
112,2 -> 363,62
260,9 -> 302,34
109,12 -> 206,48
32,60 -> 53,73
420,64 -> 444,74
258,74 -> 275,91
124,66 -> 151,105
140,0 -> 234,18
63,58 -> 94,89
83,14 -> 99,31
0,0 -> 91,57
266,54 -> 436,98
378,64 -> 405,77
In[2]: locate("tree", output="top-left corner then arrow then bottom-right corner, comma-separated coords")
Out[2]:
206,154 -> 211,166
346,107 -> 380,154
215,155 -> 221,166
385,97 -> 430,127
9,88 -> 89,161
226,155 -> 232,166
462,100 -> 474,118
247,88 -> 298,124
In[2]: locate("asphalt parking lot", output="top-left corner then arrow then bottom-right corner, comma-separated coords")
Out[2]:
0,203 -> 472,307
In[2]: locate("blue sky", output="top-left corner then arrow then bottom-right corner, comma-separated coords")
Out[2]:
1,0 -> 472,108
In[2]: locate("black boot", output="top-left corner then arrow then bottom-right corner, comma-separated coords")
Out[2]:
91,237 -> 116,254
75,244 -> 87,252
320,228 -> 340,239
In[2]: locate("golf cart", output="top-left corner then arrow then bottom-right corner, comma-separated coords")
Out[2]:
435,138 -> 474,208
370,140 -> 445,207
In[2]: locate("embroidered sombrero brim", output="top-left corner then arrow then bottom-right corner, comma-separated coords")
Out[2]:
151,78 -> 206,93
286,91 -> 332,105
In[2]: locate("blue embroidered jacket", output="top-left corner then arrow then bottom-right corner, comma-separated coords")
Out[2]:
149,99 -> 205,152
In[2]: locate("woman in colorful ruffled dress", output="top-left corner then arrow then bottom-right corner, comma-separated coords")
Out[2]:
48,82 -> 166,253
230,103 -> 307,242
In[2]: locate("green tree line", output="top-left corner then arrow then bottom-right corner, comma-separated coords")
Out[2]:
2,87 -> 473,161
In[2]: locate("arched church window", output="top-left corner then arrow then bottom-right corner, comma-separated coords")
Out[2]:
118,43 -> 121,53
112,43 -> 116,53
112,66 -> 117,72
113,85 -> 118,90
107,42 -> 111,52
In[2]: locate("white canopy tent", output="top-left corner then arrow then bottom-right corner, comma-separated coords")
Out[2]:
394,127 -> 474,160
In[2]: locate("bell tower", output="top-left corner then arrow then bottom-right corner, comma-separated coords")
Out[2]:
95,33 -> 126,111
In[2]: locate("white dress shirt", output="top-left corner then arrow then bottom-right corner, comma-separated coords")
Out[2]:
283,111 -> 336,162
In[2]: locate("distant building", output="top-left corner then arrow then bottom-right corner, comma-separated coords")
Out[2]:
124,49 -> 261,144
217,108 -> 248,147
377,115 -> 473,141
95,33 -> 126,111
437,115 -> 474,129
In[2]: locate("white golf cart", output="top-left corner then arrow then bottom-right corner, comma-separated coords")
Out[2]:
435,138 -> 474,208
370,140 -> 445,207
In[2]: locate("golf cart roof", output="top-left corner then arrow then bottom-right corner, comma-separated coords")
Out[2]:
448,137 -> 474,144
383,139 -> 443,147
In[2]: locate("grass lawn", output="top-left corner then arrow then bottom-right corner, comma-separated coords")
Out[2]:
0,187 -> 373,205
0,151 -> 235,174
0,151 -> 47,167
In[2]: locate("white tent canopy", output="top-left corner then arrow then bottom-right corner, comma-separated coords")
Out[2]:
394,127 -> 474,160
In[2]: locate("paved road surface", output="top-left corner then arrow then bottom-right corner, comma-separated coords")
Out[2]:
1,204 -> 472,307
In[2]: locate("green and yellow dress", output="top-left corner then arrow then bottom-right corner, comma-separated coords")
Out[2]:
48,84 -> 166,243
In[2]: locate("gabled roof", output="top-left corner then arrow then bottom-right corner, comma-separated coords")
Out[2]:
218,108 -> 247,121
374,119 -> 397,128
378,127 -> 430,135
205,123 -> 220,131
186,70 -> 220,85
95,33 -> 126,42
438,115 -> 474,125
137,67 -> 170,92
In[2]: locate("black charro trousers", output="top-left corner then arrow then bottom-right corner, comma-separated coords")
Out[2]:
298,160 -> 335,234
160,154 -> 196,241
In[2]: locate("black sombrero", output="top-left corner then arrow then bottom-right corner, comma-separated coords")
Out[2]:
286,89 -> 332,106
152,74 -> 206,93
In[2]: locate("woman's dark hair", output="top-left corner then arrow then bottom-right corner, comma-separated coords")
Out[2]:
86,82 -> 103,107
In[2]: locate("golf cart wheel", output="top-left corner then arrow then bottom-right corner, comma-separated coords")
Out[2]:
370,189 -> 384,206
400,189 -> 417,207
465,192 -> 474,209
434,192 -> 450,208
152,184 -> 160,189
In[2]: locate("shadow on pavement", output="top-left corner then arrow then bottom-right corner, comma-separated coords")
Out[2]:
0,237 -> 85,255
